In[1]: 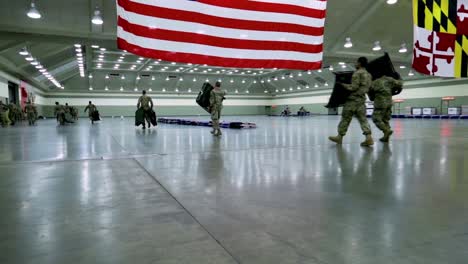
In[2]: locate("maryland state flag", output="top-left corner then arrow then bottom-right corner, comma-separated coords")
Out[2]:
413,0 -> 468,77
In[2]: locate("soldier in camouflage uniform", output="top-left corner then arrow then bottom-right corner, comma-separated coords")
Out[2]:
137,90 -> 154,129
84,101 -> 98,124
369,76 -> 403,143
54,102 -> 66,125
24,101 -> 38,126
209,81 -> 226,136
329,57 -> 374,147
8,103 -> 22,126
0,101 -> 10,126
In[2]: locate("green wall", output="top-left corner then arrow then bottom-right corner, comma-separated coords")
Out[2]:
272,104 -> 330,115
272,96 -> 468,115
37,105 -> 267,118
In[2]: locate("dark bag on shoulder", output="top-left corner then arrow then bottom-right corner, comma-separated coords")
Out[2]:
196,82 -> 214,113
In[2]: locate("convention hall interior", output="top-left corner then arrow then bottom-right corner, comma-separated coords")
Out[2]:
1,0 -> 468,263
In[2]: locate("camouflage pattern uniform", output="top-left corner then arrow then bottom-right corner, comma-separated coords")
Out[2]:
8,103 -> 22,125
338,68 -> 373,136
137,95 -> 154,128
70,107 -> 78,120
24,102 -> 38,125
54,104 -> 66,125
209,88 -> 226,136
84,104 -> 97,119
370,76 -> 403,140
0,102 -> 10,126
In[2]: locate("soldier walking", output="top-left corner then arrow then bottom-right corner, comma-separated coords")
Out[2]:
54,102 -> 66,125
24,101 -> 38,126
84,101 -> 98,124
137,90 -> 154,129
369,76 -> 403,143
329,57 -> 374,146
209,81 -> 226,136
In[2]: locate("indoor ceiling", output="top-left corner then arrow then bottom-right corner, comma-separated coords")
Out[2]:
0,0 -> 426,95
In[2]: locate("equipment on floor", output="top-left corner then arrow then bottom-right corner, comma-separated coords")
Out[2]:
157,118 -> 256,129
196,82 -> 214,113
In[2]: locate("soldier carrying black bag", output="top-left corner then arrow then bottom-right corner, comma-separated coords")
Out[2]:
136,90 -> 155,130
196,82 -> 226,136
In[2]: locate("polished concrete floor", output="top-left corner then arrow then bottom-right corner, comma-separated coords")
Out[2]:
1,116 -> 468,264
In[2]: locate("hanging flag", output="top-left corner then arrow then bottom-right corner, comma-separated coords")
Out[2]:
412,0 -> 468,77
116,0 -> 327,70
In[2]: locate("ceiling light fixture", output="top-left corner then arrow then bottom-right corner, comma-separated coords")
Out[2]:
408,70 -> 414,76
91,6 -> 104,25
399,43 -> 408,53
344,37 -> 353,48
91,45 -> 99,49
387,0 -> 398,4
373,41 -> 382,51
19,48 -> 29,56
400,65 -> 406,69
27,0 -> 41,19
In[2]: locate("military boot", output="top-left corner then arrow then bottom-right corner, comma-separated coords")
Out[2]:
328,135 -> 343,144
360,135 -> 374,147
380,130 -> 393,143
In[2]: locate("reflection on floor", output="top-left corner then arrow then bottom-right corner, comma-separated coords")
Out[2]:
1,116 -> 468,264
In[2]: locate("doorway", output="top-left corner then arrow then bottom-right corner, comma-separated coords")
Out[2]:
8,81 -> 19,104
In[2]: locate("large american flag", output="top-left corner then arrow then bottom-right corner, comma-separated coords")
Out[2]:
116,0 -> 327,70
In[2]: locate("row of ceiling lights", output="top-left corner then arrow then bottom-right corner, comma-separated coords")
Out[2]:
96,64 -> 413,83
27,0 -> 103,25
19,48 -> 62,88
343,1 -> 405,53
87,86 -> 257,94
74,44 -> 85,77
343,38 -> 408,53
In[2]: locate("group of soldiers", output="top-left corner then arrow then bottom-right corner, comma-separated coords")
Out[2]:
329,57 -> 403,146
53,102 -> 83,125
0,101 -> 38,127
